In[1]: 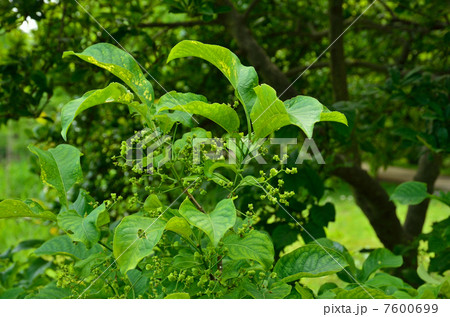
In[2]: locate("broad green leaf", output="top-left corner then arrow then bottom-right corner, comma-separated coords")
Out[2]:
360,248 -> 403,281
155,91 -> 206,131
274,244 -> 348,282
165,216 -> 194,242
71,189 -> 95,217
0,287 -> 25,299
223,231 -> 274,269
35,235 -> 103,260
250,84 -> 290,139
127,269 -> 150,298
221,259 -> 250,281
320,107 -> 348,125
284,95 -> 323,138
159,101 -> 240,133
203,160 -> 237,178
243,280 -> 291,299
333,286 -> 393,299
365,273 -> 405,289
164,293 -> 190,299
390,181 -> 429,205
0,199 -> 56,221
178,198 -> 236,247
295,284 -> 315,299
143,194 -> 163,213
237,176 -> 263,188
60,83 -> 134,140
27,281 -> 71,299
113,215 -> 166,273
63,43 -> 154,108
167,40 -> 259,115
57,203 -> 109,248
28,144 -> 83,207
173,250 -> 202,269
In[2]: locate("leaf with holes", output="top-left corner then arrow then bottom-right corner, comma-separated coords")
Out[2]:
113,215 -> 166,273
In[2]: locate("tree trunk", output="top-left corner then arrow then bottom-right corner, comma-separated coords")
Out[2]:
333,166 -> 409,249
403,149 -> 442,238
328,0 -> 349,101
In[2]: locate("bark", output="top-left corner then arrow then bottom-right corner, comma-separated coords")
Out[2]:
217,0 -> 298,99
403,149 -> 442,238
328,0 -> 349,101
333,166 -> 408,249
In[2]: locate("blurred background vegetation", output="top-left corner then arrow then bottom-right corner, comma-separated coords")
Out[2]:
0,0 -> 449,288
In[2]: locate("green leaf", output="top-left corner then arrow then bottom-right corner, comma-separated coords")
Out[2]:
113,215 -> 166,273
165,216 -> 194,242
243,280 -> 291,299
28,144 -> 83,207
250,84 -> 290,139
203,160 -> 237,178
178,198 -> 236,247
143,194 -> 163,213
35,235 -> 103,260
284,95 -> 324,138
164,292 -> 190,299
60,83 -> 134,140
63,43 -> 154,107
71,189 -> 95,217
223,231 -> 274,269
390,181 -> 429,205
320,107 -> 348,126
274,244 -> 348,282
167,40 -> 259,115
28,281 -> 71,299
237,176 -> 263,189
57,203 -> 109,248
159,100 -> 240,133
333,286 -> 393,299
0,199 -> 56,221
173,250 -> 202,269
155,91 -> 206,131
360,248 -> 403,281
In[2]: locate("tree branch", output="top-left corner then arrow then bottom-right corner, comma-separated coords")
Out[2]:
285,60 -> 389,77
243,0 -> 261,21
138,20 -> 217,28
217,0 -> 299,99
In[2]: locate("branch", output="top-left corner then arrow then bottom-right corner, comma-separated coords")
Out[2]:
217,0 -> 299,99
243,0 -> 261,21
138,20 -> 217,28
186,190 -> 206,213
